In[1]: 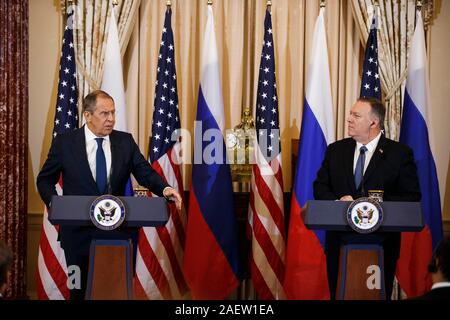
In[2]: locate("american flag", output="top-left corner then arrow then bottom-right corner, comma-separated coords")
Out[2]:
36,12 -> 78,300
360,17 -> 381,100
134,8 -> 189,300
248,9 -> 286,300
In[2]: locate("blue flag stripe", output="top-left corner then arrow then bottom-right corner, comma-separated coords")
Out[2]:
400,91 -> 443,248
192,88 -> 240,278
294,99 -> 328,247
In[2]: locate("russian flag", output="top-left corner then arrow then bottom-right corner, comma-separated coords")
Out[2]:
397,12 -> 443,297
183,5 -> 240,299
284,7 -> 334,300
101,7 -> 133,196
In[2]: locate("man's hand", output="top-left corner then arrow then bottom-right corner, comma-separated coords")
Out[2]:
163,187 -> 182,211
339,195 -> 354,201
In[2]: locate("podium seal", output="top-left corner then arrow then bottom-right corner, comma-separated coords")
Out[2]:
90,195 -> 126,231
346,197 -> 383,234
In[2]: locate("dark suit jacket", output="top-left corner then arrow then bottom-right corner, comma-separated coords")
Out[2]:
36,126 -> 170,258
313,135 -> 421,298
313,135 -> 421,202
414,287 -> 450,300
37,126 -> 169,207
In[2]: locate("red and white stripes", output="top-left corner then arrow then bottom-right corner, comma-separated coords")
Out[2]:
248,146 -> 286,300
135,144 -> 189,299
36,183 -> 70,300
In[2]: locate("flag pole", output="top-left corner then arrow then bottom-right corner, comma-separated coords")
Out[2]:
320,0 -> 326,8
112,0 -> 118,6
167,0 -> 172,7
207,0 -> 212,5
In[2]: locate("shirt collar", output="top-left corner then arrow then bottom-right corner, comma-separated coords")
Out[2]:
431,282 -> 450,290
84,125 -> 110,142
356,131 -> 382,153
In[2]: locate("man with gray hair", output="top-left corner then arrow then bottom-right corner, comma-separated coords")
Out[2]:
314,97 -> 421,299
37,90 -> 182,300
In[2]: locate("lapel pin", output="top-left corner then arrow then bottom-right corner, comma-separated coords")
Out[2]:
379,148 -> 383,154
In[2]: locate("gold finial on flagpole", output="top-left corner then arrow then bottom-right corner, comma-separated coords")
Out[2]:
62,0 -> 74,14
416,0 -> 423,11
166,0 -> 172,7
374,0 -> 379,6
267,0 -> 272,7
112,0 -> 118,6
320,0 -> 326,8
207,0 -> 213,5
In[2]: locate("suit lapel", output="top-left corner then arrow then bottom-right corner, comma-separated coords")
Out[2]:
345,138 -> 357,193
109,130 -> 122,192
363,134 -> 387,182
72,126 -> 98,190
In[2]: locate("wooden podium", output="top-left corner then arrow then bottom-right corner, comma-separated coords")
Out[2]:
49,195 -> 169,300
304,200 -> 423,300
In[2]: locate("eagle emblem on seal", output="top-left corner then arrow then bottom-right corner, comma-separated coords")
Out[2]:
97,201 -> 117,222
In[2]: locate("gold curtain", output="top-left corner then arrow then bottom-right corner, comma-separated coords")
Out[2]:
71,0 -> 140,100
123,0 -> 361,190
351,0 -> 417,140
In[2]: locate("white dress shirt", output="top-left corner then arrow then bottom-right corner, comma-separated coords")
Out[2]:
431,281 -> 450,290
353,131 -> 382,175
85,125 -> 112,185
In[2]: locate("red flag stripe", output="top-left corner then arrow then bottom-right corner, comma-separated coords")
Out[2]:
284,198 -> 330,299
35,268 -> 49,300
249,181 -> 285,262
135,146 -> 188,299
252,163 -> 285,240
250,258 -> 275,299
37,224 -> 69,299
249,192 -> 285,284
136,228 -> 173,299
397,228 -> 433,297
155,223 -> 189,295
156,153 -> 186,246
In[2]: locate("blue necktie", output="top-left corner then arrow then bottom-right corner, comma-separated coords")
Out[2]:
95,138 -> 107,194
354,145 -> 368,188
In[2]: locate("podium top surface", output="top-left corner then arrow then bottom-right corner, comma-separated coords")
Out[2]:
49,195 -> 169,227
304,200 -> 423,232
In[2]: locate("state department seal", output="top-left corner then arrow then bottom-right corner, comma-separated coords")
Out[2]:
346,197 -> 383,234
90,195 -> 126,231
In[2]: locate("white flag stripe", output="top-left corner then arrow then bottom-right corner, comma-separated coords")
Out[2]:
42,211 -> 68,269
144,226 -> 182,298
256,156 -> 284,210
254,141 -> 284,206
164,215 -> 184,266
248,207 -> 254,230
157,153 -> 179,191
251,174 -> 285,259
143,212 -> 183,268
252,234 -> 286,299
101,8 -> 127,132
37,248 -> 65,300
135,249 -> 163,300
405,13 -> 429,123
254,139 -> 284,176
200,6 -> 225,132
305,8 -> 335,144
